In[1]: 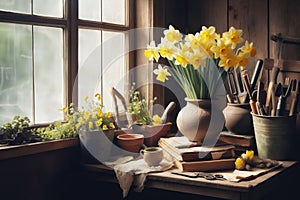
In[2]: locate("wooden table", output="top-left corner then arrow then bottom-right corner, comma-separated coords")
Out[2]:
81,161 -> 300,200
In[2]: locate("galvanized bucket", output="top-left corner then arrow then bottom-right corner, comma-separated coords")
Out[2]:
251,113 -> 297,160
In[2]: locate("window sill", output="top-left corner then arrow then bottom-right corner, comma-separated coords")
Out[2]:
0,137 -> 79,161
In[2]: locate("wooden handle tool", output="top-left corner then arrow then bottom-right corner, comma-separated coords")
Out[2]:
244,59 -> 264,103
242,73 -> 258,114
289,79 -> 300,116
256,81 -> 267,115
265,67 -> 280,114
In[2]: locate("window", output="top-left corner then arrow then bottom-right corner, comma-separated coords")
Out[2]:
0,0 -> 131,125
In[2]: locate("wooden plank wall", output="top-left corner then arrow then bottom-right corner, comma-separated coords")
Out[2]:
186,0 -> 300,76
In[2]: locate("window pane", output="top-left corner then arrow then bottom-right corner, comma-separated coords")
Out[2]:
102,31 -> 126,112
33,0 -> 64,18
79,0 -> 101,21
34,26 -> 64,123
0,23 -> 33,125
0,0 -> 31,14
78,29 -> 101,106
102,0 -> 125,25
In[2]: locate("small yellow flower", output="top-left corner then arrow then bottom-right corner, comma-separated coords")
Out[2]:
95,93 -> 102,101
96,118 -> 103,126
84,96 -> 89,102
77,117 -> 83,123
152,114 -> 163,126
84,111 -> 90,120
153,64 -> 171,82
109,122 -> 115,128
246,150 -> 254,161
235,157 -> 246,170
144,41 -> 160,62
175,54 -> 189,68
88,121 -> 93,129
158,39 -> 177,60
75,123 -> 81,129
92,113 -> 97,119
106,112 -> 111,118
98,111 -> 103,117
210,39 -> 231,59
60,107 -> 67,113
102,125 -> 108,131
164,25 -> 182,43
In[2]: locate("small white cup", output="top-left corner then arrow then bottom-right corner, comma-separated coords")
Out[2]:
140,147 -> 163,167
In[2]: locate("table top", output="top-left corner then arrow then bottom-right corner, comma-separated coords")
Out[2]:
82,160 -> 300,200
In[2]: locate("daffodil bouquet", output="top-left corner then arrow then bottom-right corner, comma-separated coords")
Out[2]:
72,93 -> 115,131
145,25 -> 256,99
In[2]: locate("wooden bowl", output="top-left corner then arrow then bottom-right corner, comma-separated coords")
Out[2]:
117,133 -> 144,153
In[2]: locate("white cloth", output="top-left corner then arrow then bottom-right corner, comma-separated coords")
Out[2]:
105,156 -> 173,198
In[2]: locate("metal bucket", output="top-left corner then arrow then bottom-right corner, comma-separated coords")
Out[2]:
251,113 -> 297,160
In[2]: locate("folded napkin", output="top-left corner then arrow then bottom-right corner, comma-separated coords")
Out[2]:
105,156 -> 173,198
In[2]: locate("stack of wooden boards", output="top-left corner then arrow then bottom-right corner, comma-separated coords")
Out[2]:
158,136 -> 236,172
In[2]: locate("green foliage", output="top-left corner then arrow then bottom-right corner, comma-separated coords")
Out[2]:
34,104 -> 78,141
0,115 -> 41,145
127,84 -> 157,125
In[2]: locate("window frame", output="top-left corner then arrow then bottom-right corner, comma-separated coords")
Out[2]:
0,0 -> 134,125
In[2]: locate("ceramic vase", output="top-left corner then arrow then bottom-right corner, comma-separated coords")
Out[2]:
176,98 -> 225,144
223,103 -> 254,135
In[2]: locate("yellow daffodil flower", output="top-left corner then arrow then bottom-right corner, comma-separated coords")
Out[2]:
102,125 -> 108,131
210,39 -> 231,59
158,38 -> 177,60
240,40 -> 256,57
199,26 -> 218,44
219,53 -> 236,71
236,54 -> 248,67
84,111 -> 90,120
187,50 -> 206,69
235,157 -> 246,170
153,64 -> 171,82
152,114 -> 163,126
222,27 -> 244,49
163,25 -> 182,43
95,93 -> 102,101
144,40 -> 160,62
88,121 -> 93,129
175,54 -> 189,68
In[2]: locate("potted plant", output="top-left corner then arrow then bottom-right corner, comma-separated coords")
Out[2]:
71,93 -> 116,163
144,25 -> 256,143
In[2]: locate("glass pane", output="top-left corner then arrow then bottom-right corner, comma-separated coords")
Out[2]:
33,0 -> 64,18
102,0 -> 125,25
78,29 -> 101,106
34,26 -> 64,123
0,0 -> 31,14
102,31 -> 126,113
79,0 -> 101,21
0,23 -> 33,125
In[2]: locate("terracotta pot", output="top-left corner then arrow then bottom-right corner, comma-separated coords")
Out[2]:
176,98 -> 225,144
131,122 -> 172,146
117,133 -> 144,153
223,103 -> 254,135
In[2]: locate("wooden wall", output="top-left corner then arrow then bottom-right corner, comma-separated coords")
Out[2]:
186,0 -> 300,73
